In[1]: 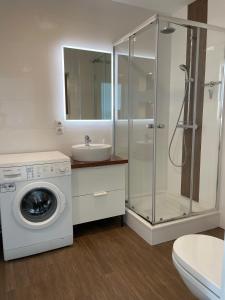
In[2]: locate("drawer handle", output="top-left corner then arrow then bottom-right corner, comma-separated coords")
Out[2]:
93,191 -> 108,197
4,173 -> 21,178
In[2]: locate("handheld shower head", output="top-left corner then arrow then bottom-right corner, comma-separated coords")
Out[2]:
179,64 -> 188,72
179,64 -> 190,82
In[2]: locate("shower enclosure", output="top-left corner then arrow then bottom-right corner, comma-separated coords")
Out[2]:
113,15 -> 225,225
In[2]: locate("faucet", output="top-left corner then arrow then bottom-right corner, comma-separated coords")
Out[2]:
84,135 -> 92,146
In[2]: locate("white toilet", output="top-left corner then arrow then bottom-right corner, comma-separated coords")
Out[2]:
172,234 -> 224,300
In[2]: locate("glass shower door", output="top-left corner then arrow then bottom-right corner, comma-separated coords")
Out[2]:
192,27 -> 225,213
154,21 -> 193,223
154,21 -> 225,223
128,22 -> 157,222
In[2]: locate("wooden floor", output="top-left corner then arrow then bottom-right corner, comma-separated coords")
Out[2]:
0,218 -> 224,300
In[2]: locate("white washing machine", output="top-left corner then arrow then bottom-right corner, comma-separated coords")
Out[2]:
0,151 -> 73,261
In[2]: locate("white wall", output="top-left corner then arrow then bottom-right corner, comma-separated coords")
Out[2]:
207,0 -> 225,228
0,0 -> 152,156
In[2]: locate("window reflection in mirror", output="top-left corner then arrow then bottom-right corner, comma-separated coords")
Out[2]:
63,47 -> 112,120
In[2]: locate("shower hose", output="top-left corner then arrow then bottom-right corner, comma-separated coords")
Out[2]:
168,79 -> 189,168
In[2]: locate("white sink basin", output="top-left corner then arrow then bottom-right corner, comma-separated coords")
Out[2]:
72,144 -> 112,162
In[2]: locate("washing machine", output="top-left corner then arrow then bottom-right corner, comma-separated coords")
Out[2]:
0,151 -> 73,261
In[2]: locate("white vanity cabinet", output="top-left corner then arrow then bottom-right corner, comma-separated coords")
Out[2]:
71,164 -> 126,225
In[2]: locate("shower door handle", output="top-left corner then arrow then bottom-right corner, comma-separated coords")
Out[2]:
146,123 -> 165,129
157,124 -> 165,129
146,123 -> 154,128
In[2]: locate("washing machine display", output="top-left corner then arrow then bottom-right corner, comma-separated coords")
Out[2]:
20,188 -> 58,223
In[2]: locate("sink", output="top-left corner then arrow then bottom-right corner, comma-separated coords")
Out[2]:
72,144 -> 112,162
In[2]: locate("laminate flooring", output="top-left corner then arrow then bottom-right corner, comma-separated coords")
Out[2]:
0,218 -> 223,300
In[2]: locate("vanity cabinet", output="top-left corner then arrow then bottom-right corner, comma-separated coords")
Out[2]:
71,164 -> 126,225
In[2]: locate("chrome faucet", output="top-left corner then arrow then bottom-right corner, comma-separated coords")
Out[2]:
84,135 -> 92,146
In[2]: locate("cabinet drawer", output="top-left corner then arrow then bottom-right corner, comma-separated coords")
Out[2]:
72,189 -> 125,225
72,165 -> 125,196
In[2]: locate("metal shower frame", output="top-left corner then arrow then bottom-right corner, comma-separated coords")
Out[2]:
113,14 -> 225,224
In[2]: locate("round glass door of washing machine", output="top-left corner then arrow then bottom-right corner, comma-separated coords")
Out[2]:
20,188 -> 57,223
13,182 -> 65,229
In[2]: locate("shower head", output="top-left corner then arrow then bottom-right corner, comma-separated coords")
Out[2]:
160,23 -> 176,34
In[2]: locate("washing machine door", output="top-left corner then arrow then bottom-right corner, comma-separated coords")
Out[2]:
13,182 -> 66,229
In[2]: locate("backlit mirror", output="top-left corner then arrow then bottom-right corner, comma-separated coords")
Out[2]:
63,47 -> 112,120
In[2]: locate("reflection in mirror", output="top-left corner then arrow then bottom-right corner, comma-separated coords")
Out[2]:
63,47 -> 112,120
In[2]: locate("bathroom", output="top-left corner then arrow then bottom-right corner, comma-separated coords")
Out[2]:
1,0 -> 225,299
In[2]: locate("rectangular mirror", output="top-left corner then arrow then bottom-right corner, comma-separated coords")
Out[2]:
63,47 -> 112,120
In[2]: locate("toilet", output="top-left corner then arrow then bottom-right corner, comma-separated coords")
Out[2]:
172,234 -> 224,300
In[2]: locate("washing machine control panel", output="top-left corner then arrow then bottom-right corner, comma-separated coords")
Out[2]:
0,166 -> 27,183
26,162 -> 71,180
0,161 -> 71,182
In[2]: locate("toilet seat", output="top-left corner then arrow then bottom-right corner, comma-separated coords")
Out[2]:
172,234 -> 223,298
173,254 -> 220,300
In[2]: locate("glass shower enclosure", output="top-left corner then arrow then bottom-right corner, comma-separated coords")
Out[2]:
113,15 -> 225,224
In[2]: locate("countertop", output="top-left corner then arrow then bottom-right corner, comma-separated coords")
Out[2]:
71,155 -> 128,169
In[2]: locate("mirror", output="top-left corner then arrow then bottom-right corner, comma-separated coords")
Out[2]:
63,47 -> 112,120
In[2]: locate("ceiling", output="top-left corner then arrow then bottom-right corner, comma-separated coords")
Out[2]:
112,0 -> 195,15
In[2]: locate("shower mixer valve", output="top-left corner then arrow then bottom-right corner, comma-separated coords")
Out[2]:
146,123 -> 165,129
